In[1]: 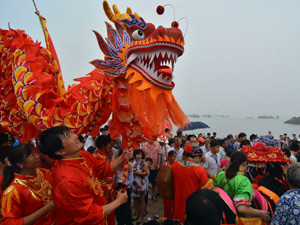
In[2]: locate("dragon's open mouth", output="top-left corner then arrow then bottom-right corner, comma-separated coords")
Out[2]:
126,47 -> 181,89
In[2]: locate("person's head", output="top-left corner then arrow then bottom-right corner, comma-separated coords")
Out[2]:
165,127 -> 171,134
213,132 -> 217,137
100,127 -> 105,133
204,137 -> 210,147
282,148 -> 291,158
95,134 -> 112,154
240,140 -> 251,148
226,151 -> 248,179
2,143 -> 40,190
39,126 -> 83,160
220,138 -> 228,149
286,163 -> 300,189
133,149 -> 145,160
191,146 -> 203,164
250,134 -> 257,142
210,140 -> 220,154
292,133 -> 296,137
185,189 -> 224,225
145,157 -> 153,167
104,125 -> 109,132
290,143 -> 299,153
189,135 -> 198,146
168,150 -> 177,164
238,132 -> 247,142
227,134 -> 234,143
0,144 -> 11,166
206,133 -> 211,137
174,137 -> 182,147
176,131 -> 182,138
198,137 -> 204,146
226,148 -> 234,158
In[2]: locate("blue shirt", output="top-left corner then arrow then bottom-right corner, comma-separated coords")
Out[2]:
271,189 -> 300,225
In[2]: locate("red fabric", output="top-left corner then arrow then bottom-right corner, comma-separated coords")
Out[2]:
172,160 -> 209,222
51,150 -> 112,225
93,150 -> 116,225
1,168 -> 55,225
163,199 -> 174,218
220,158 -> 229,168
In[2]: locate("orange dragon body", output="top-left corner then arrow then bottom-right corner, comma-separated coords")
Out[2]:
0,1 -> 189,151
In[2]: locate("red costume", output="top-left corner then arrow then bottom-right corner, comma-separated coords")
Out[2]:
172,159 -> 211,222
93,150 -> 116,225
1,168 -> 55,225
51,150 -> 113,225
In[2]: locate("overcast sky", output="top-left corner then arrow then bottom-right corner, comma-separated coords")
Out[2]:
1,0 -> 300,119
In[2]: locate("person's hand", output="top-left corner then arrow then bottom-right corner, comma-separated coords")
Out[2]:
259,210 -> 270,222
156,164 -> 160,170
43,200 -> 56,213
116,190 -> 128,205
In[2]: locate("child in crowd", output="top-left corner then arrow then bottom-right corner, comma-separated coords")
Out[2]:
132,149 -> 149,225
144,158 -> 153,217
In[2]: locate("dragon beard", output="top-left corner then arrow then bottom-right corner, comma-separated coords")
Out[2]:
126,67 -> 189,138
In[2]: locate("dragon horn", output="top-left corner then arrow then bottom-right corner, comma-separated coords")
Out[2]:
103,0 -> 131,23
127,7 -> 141,21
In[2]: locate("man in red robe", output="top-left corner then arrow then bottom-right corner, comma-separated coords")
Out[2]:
94,134 -> 118,225
39,126 -> 128,225
172,145 -> 212,222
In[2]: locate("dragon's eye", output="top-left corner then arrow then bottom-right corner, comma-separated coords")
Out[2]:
132,29 -> 145,40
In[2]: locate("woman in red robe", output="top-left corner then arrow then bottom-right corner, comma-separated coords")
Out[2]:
172,145 -> 212,223
1,143 -> 56,225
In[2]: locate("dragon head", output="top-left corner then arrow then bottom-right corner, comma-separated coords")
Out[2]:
91,0 -> 184,91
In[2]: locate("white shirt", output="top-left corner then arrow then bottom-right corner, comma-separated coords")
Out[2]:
168,147 -> 184,161
84,135 -> 94,150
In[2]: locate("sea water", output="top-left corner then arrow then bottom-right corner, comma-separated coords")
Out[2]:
174,116 -> 300,139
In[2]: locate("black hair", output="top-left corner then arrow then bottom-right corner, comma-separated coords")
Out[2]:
185,189 -> 224,225
282,148 -> 291,158
249,134 -> 257,141
238,132 -> 247,139
168,138 -> 175,146
177,131 -> 182,136
210,140 -> 220,147
104,125 -> 109,131
0,133 -> 9,146
95,134 -> 112,149
165,128 -> 170,132
240,140 -> 251,148
145,158 -> 153,164
78,135 -> 85,143
168,150 -> 177,158
213,132 -> 216,135
227,134 -> 233,140
290,143 -> 299,152
226,151 -> 248,180
1,143 -> 33,191
0,145 -> 11,164
133,149 -> 145,159
100,127 -> 105,132
220,139 -> 226,146
226,148 -> 234,158
38,126 -> 71,160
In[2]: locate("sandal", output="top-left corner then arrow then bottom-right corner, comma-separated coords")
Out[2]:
152,195 -> 158,202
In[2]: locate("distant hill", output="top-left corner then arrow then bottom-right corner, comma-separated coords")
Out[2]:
284,116 -> 300,125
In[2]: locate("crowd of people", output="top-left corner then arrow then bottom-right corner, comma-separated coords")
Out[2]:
0,127 -> 299,225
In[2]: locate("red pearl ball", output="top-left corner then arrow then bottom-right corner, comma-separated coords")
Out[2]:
171,21 -> 179,28
156,5 -> 164,15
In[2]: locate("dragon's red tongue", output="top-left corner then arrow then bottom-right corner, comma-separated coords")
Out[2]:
158,66 -> 172,77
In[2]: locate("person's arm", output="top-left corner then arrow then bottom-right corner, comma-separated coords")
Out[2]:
237,205 -> 270,222
157,153 -> 161,169
22,200 -> 55,225
134,164 -> 149,176
102,191 -> 128,217
110,149 -> 133,172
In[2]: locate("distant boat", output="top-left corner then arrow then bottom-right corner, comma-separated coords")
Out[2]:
187,114 -> 200,118
257,115 -> 279,119
202,114 -> 212,118
284,116 -> 300,125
